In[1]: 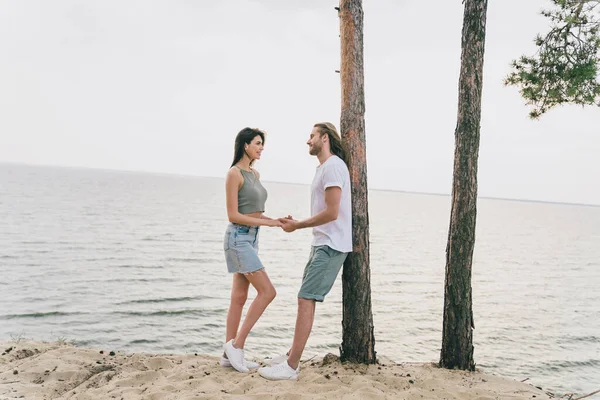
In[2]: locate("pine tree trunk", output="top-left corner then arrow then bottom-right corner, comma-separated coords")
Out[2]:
338,0 -> 376,364
440,0 -> 488,371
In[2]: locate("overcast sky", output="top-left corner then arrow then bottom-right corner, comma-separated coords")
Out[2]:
1,0 -> 599,205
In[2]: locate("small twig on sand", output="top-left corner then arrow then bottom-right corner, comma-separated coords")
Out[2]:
572,389 -> 600,400
301,355 -> 318,366
521,377 -> 530,382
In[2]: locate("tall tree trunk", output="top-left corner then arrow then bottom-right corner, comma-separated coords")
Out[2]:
338,0 -> 376,364
440,0 -> 488,371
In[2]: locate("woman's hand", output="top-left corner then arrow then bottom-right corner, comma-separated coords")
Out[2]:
266,219 -> 283,227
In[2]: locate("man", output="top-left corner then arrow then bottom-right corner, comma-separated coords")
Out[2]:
258,122 -> 352,380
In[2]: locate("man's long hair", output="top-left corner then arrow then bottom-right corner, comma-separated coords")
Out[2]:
314,122 -> 347,165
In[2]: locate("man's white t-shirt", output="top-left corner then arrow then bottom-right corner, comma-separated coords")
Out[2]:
310,155 -> 352,253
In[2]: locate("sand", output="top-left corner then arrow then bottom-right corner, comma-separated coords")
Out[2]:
0,340 -> 554,400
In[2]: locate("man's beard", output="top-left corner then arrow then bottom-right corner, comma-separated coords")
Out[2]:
309,143 -> 321,155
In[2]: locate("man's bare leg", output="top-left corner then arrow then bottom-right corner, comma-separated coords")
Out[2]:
286,298 -> 316,369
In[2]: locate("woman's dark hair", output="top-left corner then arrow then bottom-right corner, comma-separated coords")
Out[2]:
231,127 -> 266,168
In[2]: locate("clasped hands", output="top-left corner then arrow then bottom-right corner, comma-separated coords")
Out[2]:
267,215 -> 298,232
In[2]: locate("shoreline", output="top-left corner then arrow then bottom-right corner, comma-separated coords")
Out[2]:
0,340 -> 556,399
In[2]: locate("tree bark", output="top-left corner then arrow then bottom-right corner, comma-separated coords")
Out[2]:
440,0 -> 488,371
339,0 -> 376,364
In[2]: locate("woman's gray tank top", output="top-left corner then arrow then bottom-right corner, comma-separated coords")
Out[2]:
237,168 -> 268,214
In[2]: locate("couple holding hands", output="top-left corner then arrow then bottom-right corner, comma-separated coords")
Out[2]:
221,123 -> 352,380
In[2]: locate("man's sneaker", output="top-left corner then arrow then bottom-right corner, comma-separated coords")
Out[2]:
220,355 -> 259,369
258,362 -> 299,380
223,340 -> 249,373
265,353 -> 288,366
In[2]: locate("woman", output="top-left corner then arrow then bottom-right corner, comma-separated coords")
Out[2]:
221,127 -> 281,373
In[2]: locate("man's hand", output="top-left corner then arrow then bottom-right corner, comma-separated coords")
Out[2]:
278,217 -> 298,233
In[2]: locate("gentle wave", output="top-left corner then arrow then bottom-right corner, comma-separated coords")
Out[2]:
118,296 -> 207,305
557,335 -> 600,344
115,264 -> 165,269
164,257 -> 221,263
102,278 -> 177,283
540,359 -> 600,369
129,339 -> 160,345
1,311 -> 85,320
113,310 -> 208,317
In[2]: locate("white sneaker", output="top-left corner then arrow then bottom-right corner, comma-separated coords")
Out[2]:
265,353 -> 288,366
223,340 -> 249,373
220,355 -> 259,369
258,362 -> 299,380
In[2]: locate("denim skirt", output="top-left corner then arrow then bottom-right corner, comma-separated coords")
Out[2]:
224,223 -> 264,274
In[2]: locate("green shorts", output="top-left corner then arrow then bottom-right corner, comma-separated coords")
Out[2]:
298,245 -> 348,302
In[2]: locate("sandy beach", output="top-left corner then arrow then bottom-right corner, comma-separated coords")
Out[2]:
0,340 -> 556,400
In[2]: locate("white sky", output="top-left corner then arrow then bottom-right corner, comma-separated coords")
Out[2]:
1,0 -> 599,205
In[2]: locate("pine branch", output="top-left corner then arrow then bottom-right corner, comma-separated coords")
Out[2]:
505,0 -> 600,118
